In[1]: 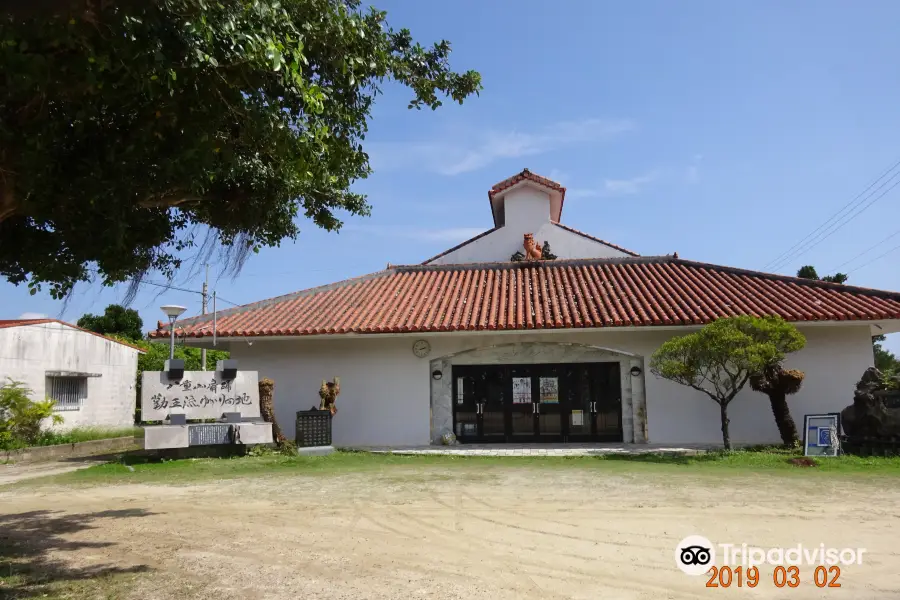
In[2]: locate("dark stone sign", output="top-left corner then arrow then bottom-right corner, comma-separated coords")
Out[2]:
188,423 -> 233,446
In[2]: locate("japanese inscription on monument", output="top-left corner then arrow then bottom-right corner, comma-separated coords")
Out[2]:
141,371 -> 261,421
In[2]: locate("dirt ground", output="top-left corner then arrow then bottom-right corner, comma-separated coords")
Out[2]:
1,467 -> 899,599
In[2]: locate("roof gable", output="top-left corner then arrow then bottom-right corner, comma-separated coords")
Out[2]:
488,168 -> 566,226
420,223 -> 639,265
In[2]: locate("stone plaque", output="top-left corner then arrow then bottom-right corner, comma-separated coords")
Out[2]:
141,371 -> 261,422
189,423 -> 233,446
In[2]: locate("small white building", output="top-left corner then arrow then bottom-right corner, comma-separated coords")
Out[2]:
155,169 -> 900,447
0,319 -> 144,429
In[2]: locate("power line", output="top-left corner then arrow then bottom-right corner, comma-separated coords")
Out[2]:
134,279 -> 202,296
213,295 -> 242,308
763,157 -> 900,270
85,267 -> 203,296
829,227 -> 900,273
763,157 -> 900,271
846,242 -> 900,275
769,174 -> 900,271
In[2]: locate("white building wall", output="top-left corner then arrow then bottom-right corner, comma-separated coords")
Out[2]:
226,324 -> 872,447
503,188 -> 552,228
429,223 -> 631,265
640,326 -> 873,444
0,323 -> 140,429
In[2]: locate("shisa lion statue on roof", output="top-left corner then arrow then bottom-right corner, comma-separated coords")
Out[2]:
523,233 -> 543,260
512,233 -> 556,262
318,377 -> 341,415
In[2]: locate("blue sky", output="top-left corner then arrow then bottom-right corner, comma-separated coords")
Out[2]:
3,0 -> 900,353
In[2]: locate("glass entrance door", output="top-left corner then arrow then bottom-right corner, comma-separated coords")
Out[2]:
563,362 -> 623,442
452,362 -> 624,443
509,366 -> 538,441
594,362 -> 623,441
564,364 -> 594,441
506,365 -> 565,442
535,366 -> 564,441
452,366 -> 506,441
479,366 -> 506,441
453,369 -> 479,440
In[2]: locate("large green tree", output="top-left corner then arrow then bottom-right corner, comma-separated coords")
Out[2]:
0,1 -> 481,299
650,316 -> 805,449
77,303 -> 144,341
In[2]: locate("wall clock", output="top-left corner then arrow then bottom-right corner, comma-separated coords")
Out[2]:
412,339 -> 431,358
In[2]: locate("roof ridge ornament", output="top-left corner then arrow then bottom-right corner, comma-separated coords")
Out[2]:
511,233 -> 557,262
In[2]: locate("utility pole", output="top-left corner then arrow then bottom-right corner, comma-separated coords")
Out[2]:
201,264 -> 209,370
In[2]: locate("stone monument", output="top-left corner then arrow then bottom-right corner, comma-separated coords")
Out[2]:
141,362 -> 274,450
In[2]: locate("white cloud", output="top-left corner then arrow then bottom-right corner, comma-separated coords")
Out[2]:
568,171 -> 660,198
17,312 -> 48,320
345,224 -> 485,243
547,168 -> 569,184
602,173 -> 659,196
409,227 -> 487,242
368,118 -> 634,176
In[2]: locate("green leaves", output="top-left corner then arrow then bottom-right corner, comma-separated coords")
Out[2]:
0,378 -> 62,450
650,316 -> 806,406
650,316 -> 806,449
0,0 -> 482,297
77,304 -> 144,342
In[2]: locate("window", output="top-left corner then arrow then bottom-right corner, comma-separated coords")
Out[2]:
46,376 -> 87,411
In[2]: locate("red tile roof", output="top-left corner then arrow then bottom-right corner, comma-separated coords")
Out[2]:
0,319 -> 147,352
150,256 -> 900,339
490,168 -> 565,196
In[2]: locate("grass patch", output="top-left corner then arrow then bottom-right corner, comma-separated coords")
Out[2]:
0,562 -> 143,600
11,446 -> 900,489
33,426 -> 143,447
598,446 -> 900,472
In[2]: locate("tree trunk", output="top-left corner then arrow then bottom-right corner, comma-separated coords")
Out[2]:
258,378 -> 286,444
720,402 -> 732,450
767,390 -> 799,446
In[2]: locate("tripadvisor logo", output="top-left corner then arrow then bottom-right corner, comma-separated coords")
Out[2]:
675,535 -> 867,575
675,535 -> 716,576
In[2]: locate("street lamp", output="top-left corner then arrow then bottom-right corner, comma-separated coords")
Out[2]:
160,304 -> 187,360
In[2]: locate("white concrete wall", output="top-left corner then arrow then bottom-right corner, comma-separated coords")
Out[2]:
429,186 -> 631,264
226,324 -> 873,447
642,326 -> 874,444
0,323 -> 140,429
503,188 -> 552,228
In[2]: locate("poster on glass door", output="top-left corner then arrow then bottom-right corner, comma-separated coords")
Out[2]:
512,377 -> 532,404
540,377 -> 559,403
